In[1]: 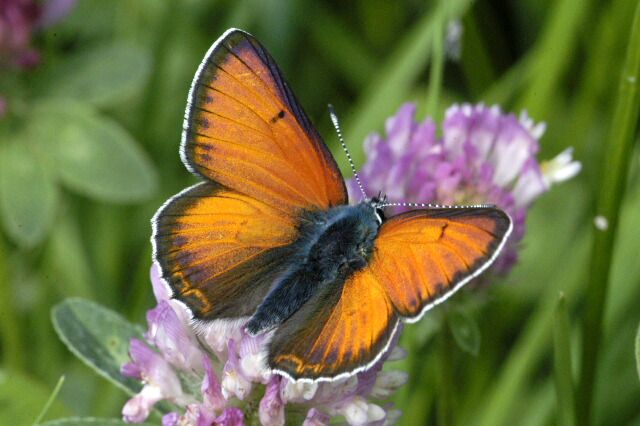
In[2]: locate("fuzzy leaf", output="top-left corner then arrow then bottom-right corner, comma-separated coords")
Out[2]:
0,140 -> 58,247
51,298 -> 144,395
32,100 -> 158,202
42,43 -> 152,107
448,307 -> 481,356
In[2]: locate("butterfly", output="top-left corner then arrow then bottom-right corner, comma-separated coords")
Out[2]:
152,28 -> 512,382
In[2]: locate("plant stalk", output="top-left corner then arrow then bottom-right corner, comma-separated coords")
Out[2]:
576,2 -> 640,424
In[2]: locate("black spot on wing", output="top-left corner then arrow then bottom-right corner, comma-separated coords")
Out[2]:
270,109 -> 286,123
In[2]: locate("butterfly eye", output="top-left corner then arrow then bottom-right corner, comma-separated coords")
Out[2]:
374,207 -> 385,224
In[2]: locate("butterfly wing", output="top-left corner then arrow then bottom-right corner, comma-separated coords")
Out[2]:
371,207 -> 512,320
182,28 -> 347,212
267,207 -> 510,380
154,29 -> 350,321
152,182 -> 298,320
268,266 -> 399,381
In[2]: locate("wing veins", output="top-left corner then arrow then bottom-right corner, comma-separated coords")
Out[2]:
173,246 -> 273,284
221,42 -> 330,199
196,154 -> 321,205
188,132 -> 321,200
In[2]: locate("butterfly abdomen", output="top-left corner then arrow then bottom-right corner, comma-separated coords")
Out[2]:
245,203 -> 380,336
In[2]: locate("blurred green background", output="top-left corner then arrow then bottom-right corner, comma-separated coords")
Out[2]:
1,0 -> 639,425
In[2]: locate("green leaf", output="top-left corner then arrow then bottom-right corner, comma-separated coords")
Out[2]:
51,298 -> 145,395
42,43 -> 152,108
32,100 -> 158,202
0,140 -> 58,247
553,293 -> 576,426
39,418 -> 154,426
576,3 -> 640,423
44,213 -> 95,299
0,370 -> 69,425
448,307 -> 481,356
636,320 -> 640,383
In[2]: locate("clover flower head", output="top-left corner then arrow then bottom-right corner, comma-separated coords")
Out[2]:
121,264 -> 407,425
0,0 -> 76,69
348,102 -> 580,274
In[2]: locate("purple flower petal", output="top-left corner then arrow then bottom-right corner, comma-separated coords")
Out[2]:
37,0 -> 76,27
150,263 -> 171,302
259,376 -> 285,426
121,361 -> 143,380
146,300 -> 203,371
303,408 -> 331,426
122,338 -> 185,418
214,407 -> 245,426
122,385 -> 163,423
162,412 -> 180,426
237,330 -> 270,383
221,338 -> 252,400
349,102 -> 569,276
202,356 -> 225,411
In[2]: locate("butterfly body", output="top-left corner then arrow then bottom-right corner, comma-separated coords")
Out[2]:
246,201 -> 381,336
152,28 -> 513,382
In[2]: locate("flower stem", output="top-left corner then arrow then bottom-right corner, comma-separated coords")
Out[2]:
576,2 -> 640,424
438,314 -> 455,426
553,293 -> 575,426
426,4 -> 445,116
32,375 -> 65,425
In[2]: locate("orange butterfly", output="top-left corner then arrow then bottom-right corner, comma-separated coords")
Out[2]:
152,28 -> 512,382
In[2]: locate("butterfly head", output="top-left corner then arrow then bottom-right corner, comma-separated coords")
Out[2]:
368,193 -> 388,224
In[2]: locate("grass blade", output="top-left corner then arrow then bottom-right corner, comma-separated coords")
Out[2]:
553,293 -> 575,426
576,3 -> 640,424
33,376 -> 66,425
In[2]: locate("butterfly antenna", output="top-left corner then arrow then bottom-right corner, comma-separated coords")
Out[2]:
328,104 -> 367,201
380,201 -> 496,209
380,201 -> 444,209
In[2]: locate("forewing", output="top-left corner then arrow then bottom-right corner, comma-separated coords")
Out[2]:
372,207 -> 512,320
182,28 -> 347,212
152,182 -> 298,320
268,267 -> 398,381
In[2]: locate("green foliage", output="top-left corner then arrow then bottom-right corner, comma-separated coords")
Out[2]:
0,139 -> 58,247
553,293 -> 576,426
0,370 -> 69,425
447,307 -> 480,357
41,43 -> 152,108
577,3 -> 640,423
33,100 -> 158,202
52,298 -> 144,395
636,321 -> 640,383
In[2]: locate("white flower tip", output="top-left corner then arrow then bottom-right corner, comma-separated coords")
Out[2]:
594,215 -> 609,231
444,19 -> 463,60
239,353 -> 270,382
371,371 -> 409,399
282,380 -> 318,402
387,346 -> 407,362
122,385 -> 163,423
542,148 -> 581,185
342,397 -> 385,426
518,110 -> 546,139
221,370 -> 251,400
384,409 -> 403,426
